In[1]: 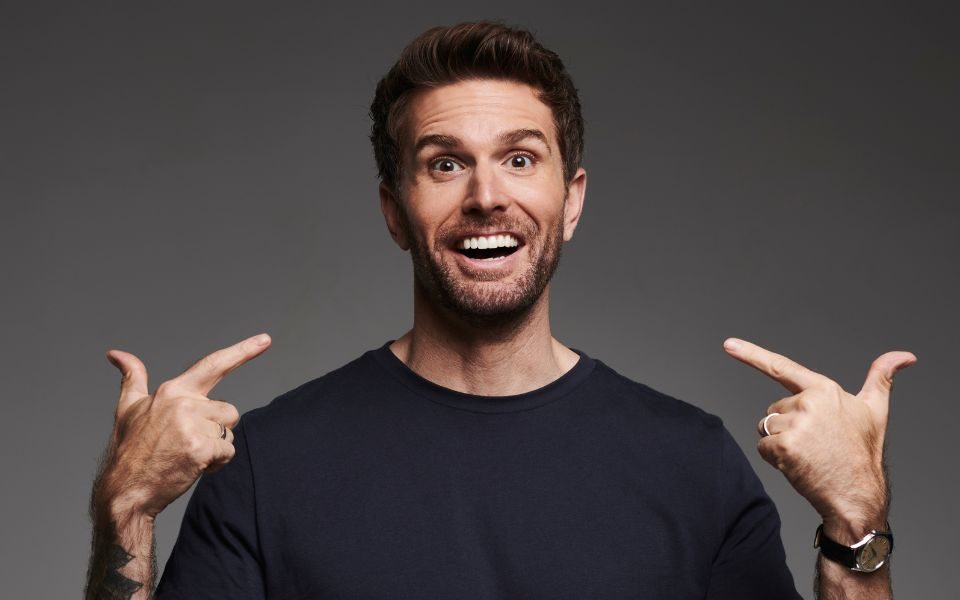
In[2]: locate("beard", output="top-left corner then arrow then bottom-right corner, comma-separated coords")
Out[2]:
400,207 -> 565,325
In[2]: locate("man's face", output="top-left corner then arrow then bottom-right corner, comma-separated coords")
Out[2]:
380,79 -> 586,322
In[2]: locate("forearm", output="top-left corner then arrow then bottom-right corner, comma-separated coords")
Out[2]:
86,469 -> 158,600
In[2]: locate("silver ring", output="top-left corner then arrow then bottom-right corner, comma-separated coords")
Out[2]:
761,412 -> 780,437
218,422 -> 227,440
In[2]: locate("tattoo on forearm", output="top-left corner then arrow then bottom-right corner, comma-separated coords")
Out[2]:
97,544 -> 144,599
86,522 -> 154,600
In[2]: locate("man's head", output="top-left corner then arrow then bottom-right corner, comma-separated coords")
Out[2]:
371,23 -> 587,324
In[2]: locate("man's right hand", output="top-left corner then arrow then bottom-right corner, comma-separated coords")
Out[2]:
99,333 -> 272,518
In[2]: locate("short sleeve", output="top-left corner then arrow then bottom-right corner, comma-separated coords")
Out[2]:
705,429 -> 803,600
155,418 -> 265,599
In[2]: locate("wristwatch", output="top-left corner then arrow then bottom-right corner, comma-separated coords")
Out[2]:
814,524 -> 894,573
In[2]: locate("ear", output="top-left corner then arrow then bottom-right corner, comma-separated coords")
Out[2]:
379,182 -> 410,250
562,167 -> 587,242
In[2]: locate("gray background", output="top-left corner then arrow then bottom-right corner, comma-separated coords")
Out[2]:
1,2 -> 957,598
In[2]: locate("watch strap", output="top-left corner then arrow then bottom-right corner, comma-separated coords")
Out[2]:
814,524 -> 894,572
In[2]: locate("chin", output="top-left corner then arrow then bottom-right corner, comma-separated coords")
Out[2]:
436,278 -> 547,322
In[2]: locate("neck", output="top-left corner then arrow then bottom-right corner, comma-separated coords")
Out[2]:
390,283 -> 579,396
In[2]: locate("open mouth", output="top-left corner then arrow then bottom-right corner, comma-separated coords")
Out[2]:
455,234 -> 521,261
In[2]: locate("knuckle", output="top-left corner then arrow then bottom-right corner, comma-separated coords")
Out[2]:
769,356 -> 791,379
155,380 -> 178,399
815,378 -> 841,394
225,404 -> 240,426
170,396 -> 195,418
757,439 -> 776,463
197,353 -> 220,376
829,381 -> 845,397
771,433 -> 788,452
221,443 -> 236,462
760,435 -> 789,459
184,436 -> 205,459
773,435 -> 797,462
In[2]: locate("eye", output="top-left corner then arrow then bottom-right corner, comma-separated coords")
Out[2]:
430,158 -> 463,173
506,153 -> 535,169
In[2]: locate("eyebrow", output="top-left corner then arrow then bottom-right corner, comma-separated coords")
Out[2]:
413,128 -> 552,155
414,134 -> 462,154
499,128 -> 551,154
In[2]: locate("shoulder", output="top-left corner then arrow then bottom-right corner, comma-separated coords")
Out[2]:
586,357 -> 725,437
239,348 -> 383,433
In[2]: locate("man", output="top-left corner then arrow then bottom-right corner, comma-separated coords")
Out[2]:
85,22 -> 915,599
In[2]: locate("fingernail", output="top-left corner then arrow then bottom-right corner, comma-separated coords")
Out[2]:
253,333 -> 271,346
723,338 -> 742,351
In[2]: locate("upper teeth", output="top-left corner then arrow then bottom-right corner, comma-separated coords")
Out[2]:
461,234 -> 519,250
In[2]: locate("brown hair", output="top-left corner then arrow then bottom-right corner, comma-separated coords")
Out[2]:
370,21 -> 584,193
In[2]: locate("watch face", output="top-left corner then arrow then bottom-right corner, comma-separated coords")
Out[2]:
857,535 -> 892,571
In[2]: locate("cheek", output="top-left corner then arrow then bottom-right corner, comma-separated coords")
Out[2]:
405,183 -> 468,229
400,204 -> 448,251
514,181 -> 567,225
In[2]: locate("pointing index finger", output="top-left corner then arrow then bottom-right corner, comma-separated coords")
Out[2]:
174,333 -> 272,395
723,337 -> 829,394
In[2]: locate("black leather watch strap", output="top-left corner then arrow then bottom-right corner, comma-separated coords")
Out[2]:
814,524 -> 894,572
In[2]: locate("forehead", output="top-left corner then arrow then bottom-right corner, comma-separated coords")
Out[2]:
402,79 -> 556,149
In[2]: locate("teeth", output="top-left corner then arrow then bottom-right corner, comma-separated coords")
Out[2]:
460,234 -> 519,250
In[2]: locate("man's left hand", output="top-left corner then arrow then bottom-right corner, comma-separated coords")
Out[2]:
723,338 -> 916,540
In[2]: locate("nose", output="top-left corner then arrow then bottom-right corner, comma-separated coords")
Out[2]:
462,162 -> 510,215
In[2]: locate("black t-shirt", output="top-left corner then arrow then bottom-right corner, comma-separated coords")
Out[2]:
156,344 -> 801,599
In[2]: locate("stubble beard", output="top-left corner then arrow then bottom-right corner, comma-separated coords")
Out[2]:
401,208 -> 565,327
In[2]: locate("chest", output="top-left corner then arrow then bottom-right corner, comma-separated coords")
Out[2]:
254,425 -> 718,599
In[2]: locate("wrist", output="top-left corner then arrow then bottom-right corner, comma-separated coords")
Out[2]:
105,495 -> 157,528
822,510 -> 888,545
820,472 -> 888,544
95,458 -> 161,519
821,490 -> 888,545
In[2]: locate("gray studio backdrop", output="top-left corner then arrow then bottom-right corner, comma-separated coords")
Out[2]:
2,2 -> 957,598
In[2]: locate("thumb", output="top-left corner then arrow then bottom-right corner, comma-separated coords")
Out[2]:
107,349 -> 149,413
858,350 -> 917,413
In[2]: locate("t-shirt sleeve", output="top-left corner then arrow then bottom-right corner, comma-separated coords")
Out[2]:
154,418 -> 265,599
705,428 -> 803,600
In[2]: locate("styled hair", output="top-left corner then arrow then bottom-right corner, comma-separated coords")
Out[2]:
370,21 -> 584,193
